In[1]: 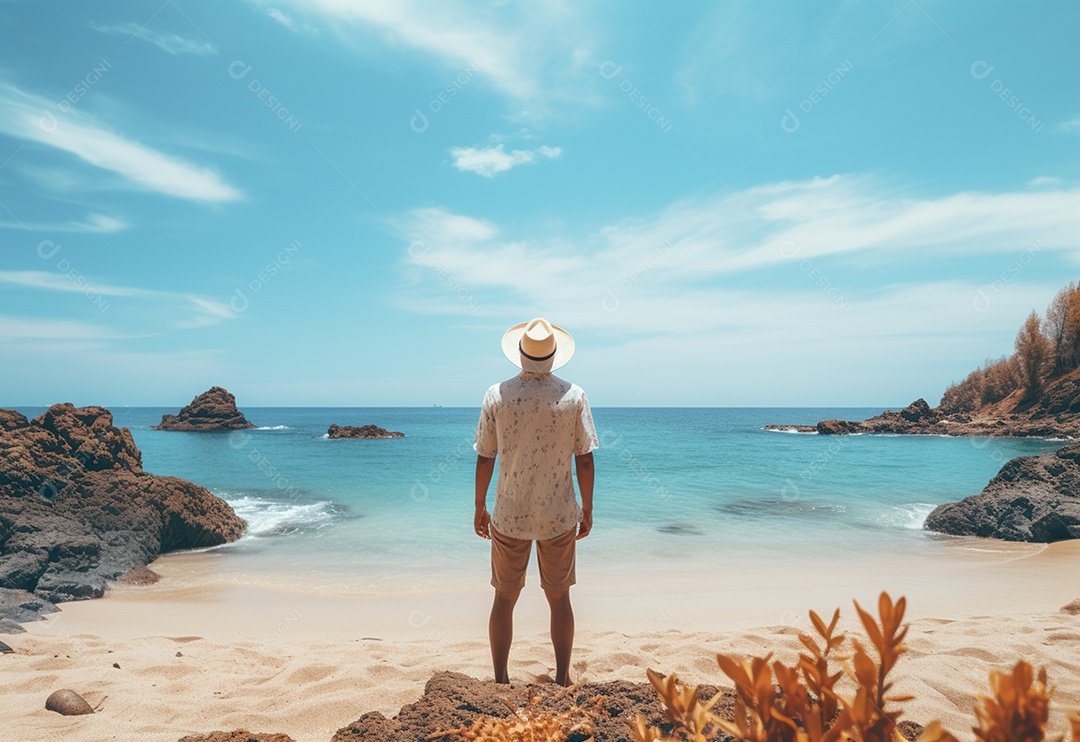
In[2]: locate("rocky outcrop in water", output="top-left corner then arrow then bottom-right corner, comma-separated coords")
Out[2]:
924,442 -> 1080,542
155,387 -> 255,431
326,424 -> 404,439
766,383 -> 1080,438
0,404 -> 245,628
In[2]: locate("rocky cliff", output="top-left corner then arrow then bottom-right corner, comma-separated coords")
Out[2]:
0,404 -> 245,629
766,367 -> 1080,438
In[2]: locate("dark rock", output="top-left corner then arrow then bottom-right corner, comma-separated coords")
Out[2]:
177,731 -> 296,742
327,424 -> 404,439
0,404 -> 246,626
0,639 -> 12,652
816,419 -> 863,435
1061,599 -> 1080,616
762,424 -> 818,433
154,387 -> 255,431
925,442 -> 1080,542
0,550 -> 49,590
331,670 -> 736,742
45,688 -> 94,715
899,398 -> 933,422
0,618 -> 26,633
0,588 -> 59,624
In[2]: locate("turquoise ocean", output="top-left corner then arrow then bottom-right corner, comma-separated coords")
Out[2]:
16,406 -> 1064,594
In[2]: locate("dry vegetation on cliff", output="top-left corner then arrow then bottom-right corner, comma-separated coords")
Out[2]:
941,282 -> 1080,414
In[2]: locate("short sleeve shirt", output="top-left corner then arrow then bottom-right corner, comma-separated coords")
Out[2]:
474,372 -> 599,540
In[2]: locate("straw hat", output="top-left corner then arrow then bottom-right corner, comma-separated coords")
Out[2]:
501,318 -> 575,369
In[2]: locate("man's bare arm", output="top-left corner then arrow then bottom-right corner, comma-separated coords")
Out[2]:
474,455 -> 495,539
575,452 -> 594,539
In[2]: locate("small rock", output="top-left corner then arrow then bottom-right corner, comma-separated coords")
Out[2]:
0,618 -> 26,634
45,689 -> 94,715
0,640 -> 13,653
176,651 -> 183,657
112,662 -> 120,668
1062,599 -> 1080,616
118,566 -> 161,586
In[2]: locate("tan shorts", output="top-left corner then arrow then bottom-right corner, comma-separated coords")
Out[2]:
489,524 -> 577,593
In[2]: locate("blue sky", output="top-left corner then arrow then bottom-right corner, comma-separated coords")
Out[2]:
1,0 -> 1077,407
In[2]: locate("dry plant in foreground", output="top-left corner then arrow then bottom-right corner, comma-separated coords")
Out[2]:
632,592 -> 1080,742
428,682 -> 608,741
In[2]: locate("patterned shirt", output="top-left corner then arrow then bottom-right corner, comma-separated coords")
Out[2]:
474,372 -> 599,540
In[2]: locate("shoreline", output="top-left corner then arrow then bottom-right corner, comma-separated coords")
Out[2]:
3,540 -> 1079,740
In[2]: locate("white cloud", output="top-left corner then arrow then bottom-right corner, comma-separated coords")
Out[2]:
0,271 -> 238,328
88,21 -> 217,55
1058,116 -> 1080,135
394,175 -> 1080,345
449,144 -> 561,177
1028,176 -> 1064,188
256,0 -> 598,104
0,316 -> 125,340
0,213 -> 127,233
0,82 -> 242,203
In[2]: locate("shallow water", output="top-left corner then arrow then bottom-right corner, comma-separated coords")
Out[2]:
16,406 -> 1062,590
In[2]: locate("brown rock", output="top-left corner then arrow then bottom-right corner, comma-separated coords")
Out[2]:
816,419 -> 864,435
155,387 -> 256,431
0,404 -> 245,623
327,424 -> 404,439
118,566 -> 161,585
768,367 -> 1080,439
177,731 -> 295,742
45,689 -> 94,715
1061,599 -> 1080,615
762,424 -> 817,433
332,671 -> 735,742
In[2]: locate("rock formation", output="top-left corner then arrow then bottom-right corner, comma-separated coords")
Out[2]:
326,424 -> 404,439
331,671 -> 735,742
924,442 -> 1080,542
766,367 -> 1080,439
0,404 -> 245,627
155,387 -> 255,431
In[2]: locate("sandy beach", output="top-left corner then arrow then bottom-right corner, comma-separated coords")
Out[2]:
4,539 -> 1080,741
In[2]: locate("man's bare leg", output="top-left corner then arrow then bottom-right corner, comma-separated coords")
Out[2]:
544,588 -> 574,686
489,588 -> 520,684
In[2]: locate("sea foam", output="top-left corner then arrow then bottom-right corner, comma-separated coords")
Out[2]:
226,495 -> 338,538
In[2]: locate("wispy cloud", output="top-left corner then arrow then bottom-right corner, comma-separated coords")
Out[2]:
256,0 -> 598,104
450,144 -> 561,177
0,82 -> 242,202
0,315 -> 126,340
88,21 -> 217,55
0,270 -> 237,328
396,175 -> 1080,337
1058,116 -> 1080,135
0,213 -> 127,233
